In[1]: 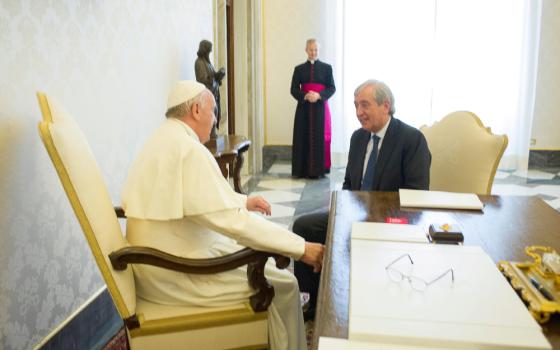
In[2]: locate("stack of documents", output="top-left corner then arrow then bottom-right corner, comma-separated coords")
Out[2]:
399,188 -> 484,210
351,222 -> 428,243
319,336 -> 447,349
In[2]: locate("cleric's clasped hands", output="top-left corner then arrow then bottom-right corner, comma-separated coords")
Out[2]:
304,91 -> 321,103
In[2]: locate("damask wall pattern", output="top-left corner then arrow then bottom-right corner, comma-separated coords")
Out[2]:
0,1 -> 213,349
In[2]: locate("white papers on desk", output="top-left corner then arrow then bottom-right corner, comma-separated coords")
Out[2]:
399,188 -> 484,210
349,241 -> 551,349
352,222 -> 428,243
319,336 -> 448,349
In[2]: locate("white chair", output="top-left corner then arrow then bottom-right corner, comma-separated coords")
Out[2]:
420,111 -> 508,195
37,92 -> 288,349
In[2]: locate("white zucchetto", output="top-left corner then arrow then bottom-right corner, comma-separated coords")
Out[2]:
167,80 -> 206,109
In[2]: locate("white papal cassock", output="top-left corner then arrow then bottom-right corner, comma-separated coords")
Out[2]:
121,118 -> 307,350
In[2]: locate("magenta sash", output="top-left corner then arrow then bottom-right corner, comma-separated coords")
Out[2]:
302,83 -> 331,169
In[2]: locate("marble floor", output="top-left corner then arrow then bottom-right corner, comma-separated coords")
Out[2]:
242,162 -> 560,349
243,162 -> 560,230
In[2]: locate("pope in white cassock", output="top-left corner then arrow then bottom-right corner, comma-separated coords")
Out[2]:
121,80 -> 324,350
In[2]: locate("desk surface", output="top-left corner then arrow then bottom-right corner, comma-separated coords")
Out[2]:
204,134 -> 250,158
204,134 -> 250,194
313,191 -> 560,349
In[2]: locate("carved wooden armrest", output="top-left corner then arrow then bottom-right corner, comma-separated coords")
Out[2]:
114,206 -> 126,218
109,246 -> 290,312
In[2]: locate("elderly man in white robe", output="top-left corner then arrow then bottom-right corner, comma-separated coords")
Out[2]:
121,80 -> 324,350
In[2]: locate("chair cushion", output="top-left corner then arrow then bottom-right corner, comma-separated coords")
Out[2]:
128,317 -> 268,350
130,298 -> 267,337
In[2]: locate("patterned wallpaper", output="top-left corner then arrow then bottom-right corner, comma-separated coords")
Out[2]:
0,1 -> 212,349
532,0 -> 560,149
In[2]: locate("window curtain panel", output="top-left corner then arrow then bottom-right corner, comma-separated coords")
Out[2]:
336,0 -> 542,171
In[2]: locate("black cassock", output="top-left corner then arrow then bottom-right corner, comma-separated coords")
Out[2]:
290,60 -> 336,178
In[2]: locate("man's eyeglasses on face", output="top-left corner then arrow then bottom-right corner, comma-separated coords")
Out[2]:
385,253 -> 454,292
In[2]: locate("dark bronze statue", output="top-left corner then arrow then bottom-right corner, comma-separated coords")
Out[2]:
195,40 -> 225,136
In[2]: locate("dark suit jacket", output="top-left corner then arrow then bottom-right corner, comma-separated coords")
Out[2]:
343,117 -> 431,191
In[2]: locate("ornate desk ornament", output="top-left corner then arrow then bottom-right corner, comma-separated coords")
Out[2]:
499,246 -> 560,323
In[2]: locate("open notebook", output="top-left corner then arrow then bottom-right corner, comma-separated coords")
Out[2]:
399,189 -> 484,210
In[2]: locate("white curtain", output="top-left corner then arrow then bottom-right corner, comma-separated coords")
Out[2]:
320,0 -> 346,167
335,0 -> 542,171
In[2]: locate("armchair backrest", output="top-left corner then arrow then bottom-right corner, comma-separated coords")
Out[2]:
420,111 -> 508,195
37,93 -> 136,319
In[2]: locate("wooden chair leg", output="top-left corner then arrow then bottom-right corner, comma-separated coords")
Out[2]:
233,144 -> 249,194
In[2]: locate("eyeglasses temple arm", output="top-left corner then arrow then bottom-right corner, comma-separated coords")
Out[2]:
385,253 -> 414,269
426,268 -> 454,285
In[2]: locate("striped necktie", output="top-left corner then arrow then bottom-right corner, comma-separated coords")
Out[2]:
360,134 -> 380,190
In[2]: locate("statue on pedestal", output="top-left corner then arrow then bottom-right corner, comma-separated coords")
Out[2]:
195,40 -> 225,137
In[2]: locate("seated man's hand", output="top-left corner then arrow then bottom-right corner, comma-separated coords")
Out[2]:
246,195 -> 271,216
300,242 -> 324,273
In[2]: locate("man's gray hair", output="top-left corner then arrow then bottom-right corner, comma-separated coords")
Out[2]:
165,90 -> 208,119
354,79 -> 396,116
306,38 -> 318,47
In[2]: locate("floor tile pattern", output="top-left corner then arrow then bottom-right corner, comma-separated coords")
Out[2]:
244,163 -> 560,229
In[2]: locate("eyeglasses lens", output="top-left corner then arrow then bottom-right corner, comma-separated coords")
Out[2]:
409,276 -> 427,291
386,268 -> 403,282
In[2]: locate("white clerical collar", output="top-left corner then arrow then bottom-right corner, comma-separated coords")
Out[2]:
169,118 -> 200,142
373,117 -> 391,140
308,59 -> 316,64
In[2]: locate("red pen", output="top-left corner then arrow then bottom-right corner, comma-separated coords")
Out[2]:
385,217 -> 409,224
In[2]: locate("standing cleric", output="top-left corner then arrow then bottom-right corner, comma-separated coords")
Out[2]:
290,38 -> 336,178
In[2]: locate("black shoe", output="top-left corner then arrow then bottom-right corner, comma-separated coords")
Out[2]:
325,168 -> 330,174
303,309 -> 316,322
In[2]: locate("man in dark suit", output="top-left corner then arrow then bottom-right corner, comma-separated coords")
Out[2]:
293,79 -> 431,321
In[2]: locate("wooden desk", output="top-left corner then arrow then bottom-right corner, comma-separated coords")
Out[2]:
205,135 -> 250,194
313,191 -> 560,349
